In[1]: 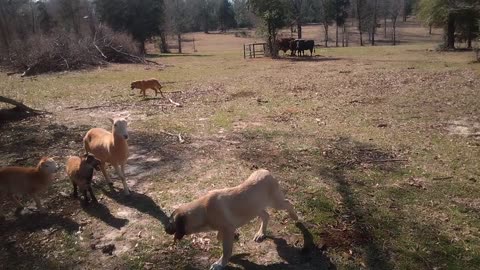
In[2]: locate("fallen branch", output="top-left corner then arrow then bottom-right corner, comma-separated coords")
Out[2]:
145,59 -> 162,66
365,159 -> 408,163
432,176 -> 453,180
108,45 -> 144,63
160,130 -> 186,143
94,43 -> 108,59
0,96 -> 42,114
168,98 -> 182,107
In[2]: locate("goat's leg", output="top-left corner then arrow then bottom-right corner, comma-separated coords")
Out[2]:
10,194 -> 24,214
72,182 -> 78,198
113,164 -> 130,195
100,162 -> 113,188
253,210 -> 269,242
32,194 -> 45,212
89,186 -> 98,204
81,190 -> 89,206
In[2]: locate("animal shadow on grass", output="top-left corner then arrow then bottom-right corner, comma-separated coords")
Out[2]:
82,202 -> 129,230
276,56 -> 343,62
100,187 -> 170,227
230,222 -> 335,270
0,212 -> 79,234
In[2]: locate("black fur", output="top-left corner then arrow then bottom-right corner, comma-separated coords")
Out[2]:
174,214 -> 186,240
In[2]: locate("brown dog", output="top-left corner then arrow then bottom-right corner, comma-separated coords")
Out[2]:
165,169 -> 299,270
0,157 -> 58,213
130,79 -> 164,98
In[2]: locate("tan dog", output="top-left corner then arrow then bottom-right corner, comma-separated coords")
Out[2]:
130,78 -> 164,98
165,169 -> 299,270
0,157 -> 58,213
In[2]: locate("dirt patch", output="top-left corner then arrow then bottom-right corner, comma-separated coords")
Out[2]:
446,118 -> 480,137
230,91 -> 256,100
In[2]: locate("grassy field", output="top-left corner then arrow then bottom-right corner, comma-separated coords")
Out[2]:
1,22 -> 480,270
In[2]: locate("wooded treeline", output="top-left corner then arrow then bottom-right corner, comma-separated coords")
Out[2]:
0,0 -> 478,63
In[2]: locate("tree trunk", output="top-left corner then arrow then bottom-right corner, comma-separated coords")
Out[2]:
0,2 -> 10,53
324,24 -> 329,47
290,24 -> 294,38
446,13 -> 455,49
371,0 -> 377,46
177,33 -> 182,53
392,17 -> 397,46
429,24 -> 432,35
297,21 -> 302,39
140,40 -> 146,55
160,31 -> 169,53
343,24 -> 346,47
336,23 -> 339,47
30,0 -> 36,34
384,17 -> 387,38
357,0 -> 363,46
203,12 -> 209,33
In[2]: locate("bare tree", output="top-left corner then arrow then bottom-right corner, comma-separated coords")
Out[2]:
371,0 -> 378,45
355,0 -> 366,46
390,0 -> 402,45
290,0 -> 304,39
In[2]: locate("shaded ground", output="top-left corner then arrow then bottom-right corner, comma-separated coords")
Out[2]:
1,20 -> 480,270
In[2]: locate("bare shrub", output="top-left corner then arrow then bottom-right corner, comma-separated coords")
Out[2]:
0,25 -> 146,76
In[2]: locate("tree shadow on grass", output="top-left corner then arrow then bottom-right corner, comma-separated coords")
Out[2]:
146,53 -> 212,58
236,131 -> 398,269
275,56 -> 343,62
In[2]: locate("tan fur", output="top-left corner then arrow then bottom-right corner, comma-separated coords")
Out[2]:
0,157 -> 58,212
131,79 -> 164,98
66,155 -> 101,205
66,156 -> 88,191
83,118 -> 130,195
166,169 -> 298,269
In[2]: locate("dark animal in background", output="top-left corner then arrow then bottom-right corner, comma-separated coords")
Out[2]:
295,39 -> 315,56
66,154 -> 101,206
289,39 -> 298,56
276,38 -> 295,55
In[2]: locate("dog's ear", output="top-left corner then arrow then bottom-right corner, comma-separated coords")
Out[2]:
174,214 -> 186,241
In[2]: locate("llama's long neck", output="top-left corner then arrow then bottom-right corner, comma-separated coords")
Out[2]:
111,128 -> 128,159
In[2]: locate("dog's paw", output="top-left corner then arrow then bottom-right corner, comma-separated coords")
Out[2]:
209,263 -> 224,270
253,233 -> 266,243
